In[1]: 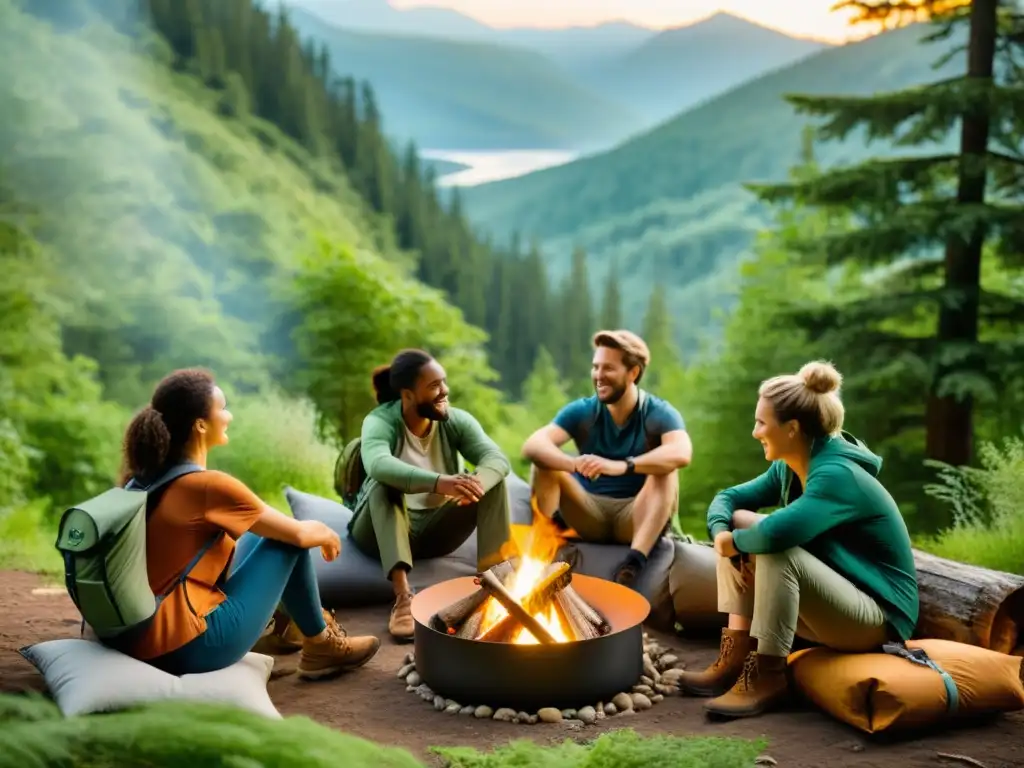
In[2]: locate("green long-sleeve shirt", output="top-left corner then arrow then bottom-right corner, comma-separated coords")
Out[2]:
705,431 -> 919,641
359,401 -> 511,496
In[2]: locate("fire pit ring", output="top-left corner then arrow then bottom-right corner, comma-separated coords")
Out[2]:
411,573 -> 650,712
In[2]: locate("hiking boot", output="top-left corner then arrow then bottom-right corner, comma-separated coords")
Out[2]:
703,652 -> 790,718
297,610 -> 380,681
388,592 -> 415,642
251,609 -> 304,655
675,628 -> 753,697
612,559 -> 642,589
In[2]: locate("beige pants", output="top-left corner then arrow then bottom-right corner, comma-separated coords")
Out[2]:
718,547 -> 889,657
561,489 -> 638,545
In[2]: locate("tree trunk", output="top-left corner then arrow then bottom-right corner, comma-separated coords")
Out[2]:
926,0 -> 998,469
913,548 -> 1024,656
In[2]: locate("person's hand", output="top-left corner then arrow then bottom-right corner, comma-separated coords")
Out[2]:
574,455 -> 625,480
436,473 -> 484,505
301,520 -> 342,562
714,530 -> 739,558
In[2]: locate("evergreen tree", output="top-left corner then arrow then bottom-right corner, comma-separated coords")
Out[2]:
749,0 -> 1024,470
600,259 -> 623,330
641,282 -> 684,393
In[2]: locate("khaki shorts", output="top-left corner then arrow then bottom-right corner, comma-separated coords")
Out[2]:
559,478 -> 637,545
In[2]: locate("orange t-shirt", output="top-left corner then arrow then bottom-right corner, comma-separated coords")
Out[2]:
131,470 -> 263,660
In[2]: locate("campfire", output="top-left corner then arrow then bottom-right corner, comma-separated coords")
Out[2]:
428,505 -> 610,645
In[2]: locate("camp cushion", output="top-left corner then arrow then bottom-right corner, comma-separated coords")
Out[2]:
285,475 -> 724,633
19,639 -> 281,719
788,638 -> 1024,734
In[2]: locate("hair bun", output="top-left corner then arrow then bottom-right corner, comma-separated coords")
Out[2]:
799,360 -> 842,395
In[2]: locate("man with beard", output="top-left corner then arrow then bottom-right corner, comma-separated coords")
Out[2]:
347,349 -> 513,641
522,330 -> 692,587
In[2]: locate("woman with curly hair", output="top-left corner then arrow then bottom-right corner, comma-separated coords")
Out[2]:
118,368 -> 380,680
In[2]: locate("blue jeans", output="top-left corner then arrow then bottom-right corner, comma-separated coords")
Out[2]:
149,533 -> 328,676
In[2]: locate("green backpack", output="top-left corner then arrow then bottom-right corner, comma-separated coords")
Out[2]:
334,437 -> 366,509
55,463 -> 221,643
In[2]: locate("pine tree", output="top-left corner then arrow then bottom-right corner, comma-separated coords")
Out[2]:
748,0 -> 1024,469
641,282 -> 683,392
600,259 -> 623,330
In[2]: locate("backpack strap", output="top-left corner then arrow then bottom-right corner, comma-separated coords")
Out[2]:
126,463 -> 223,597
882,642 -> 960,714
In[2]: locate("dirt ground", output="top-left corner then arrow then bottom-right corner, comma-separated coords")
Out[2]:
2,570 -> 1022,768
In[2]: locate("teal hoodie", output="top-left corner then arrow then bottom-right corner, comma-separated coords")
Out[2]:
706,431 -> 919,641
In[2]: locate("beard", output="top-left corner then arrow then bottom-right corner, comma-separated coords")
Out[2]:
594,380 -> 627,404
416,399 -> 450,422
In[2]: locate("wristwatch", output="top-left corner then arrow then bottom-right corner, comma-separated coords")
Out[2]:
625,457 -> 636,475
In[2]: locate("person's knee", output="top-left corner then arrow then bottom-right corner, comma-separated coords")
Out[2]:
529,464 -> 564,488
754,547 -> 801,574
642,470 -> 678,496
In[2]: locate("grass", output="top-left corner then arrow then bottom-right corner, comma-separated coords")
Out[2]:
0,694 -> 768,768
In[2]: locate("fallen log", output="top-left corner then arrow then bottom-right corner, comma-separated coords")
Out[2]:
913,548 -> 1024,655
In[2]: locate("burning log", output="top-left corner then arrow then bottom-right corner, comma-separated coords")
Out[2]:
429,558 -> 519,635
477,561 -> 572,645
562,585 -> 611,635
554,583 -> 611,641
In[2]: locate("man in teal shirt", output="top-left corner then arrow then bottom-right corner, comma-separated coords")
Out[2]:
521,330 -> 692,587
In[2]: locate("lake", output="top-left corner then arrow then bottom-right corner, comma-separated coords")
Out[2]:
420,149 -> 578,187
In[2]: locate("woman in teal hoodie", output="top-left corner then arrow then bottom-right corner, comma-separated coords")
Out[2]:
676,361 -> 919,719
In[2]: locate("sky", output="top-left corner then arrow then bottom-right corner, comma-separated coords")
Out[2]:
390,1 -> 873,43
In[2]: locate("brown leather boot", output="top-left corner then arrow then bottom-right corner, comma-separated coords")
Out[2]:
703,652 -> 791,718
675,628 -> 753,697
297,610 -> 381,681
388,592 -> 415,642
251,609 -> 304,655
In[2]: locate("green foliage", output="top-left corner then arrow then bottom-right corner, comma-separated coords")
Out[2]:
431,729 -> 767,768
0,501 -> 61,578
747,1 -> 1024,481
919,434 -> 1024,574
0,695 -> 423,768
0,695 -> 765,768
287,237 -> 499,444
207,390 -> 338,510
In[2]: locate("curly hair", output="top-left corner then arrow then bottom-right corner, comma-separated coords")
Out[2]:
120,368 -> 216,485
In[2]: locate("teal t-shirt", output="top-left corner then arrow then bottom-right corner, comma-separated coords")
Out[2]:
553,390 -> 686,498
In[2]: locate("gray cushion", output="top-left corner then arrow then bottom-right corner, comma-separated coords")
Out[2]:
285,486 -> 479,607
19,639 -> 281,719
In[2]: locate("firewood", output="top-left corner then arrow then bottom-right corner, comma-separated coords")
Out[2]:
554,590 -> 599,641
454,605 -> 486,639
430,558 -> 519,634
477,562 -> 572,644
912,549 -> 1024,654
561,585 -> 610,635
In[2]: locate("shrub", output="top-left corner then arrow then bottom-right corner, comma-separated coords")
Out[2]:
920,434 -> 1024,574
208,389 -> 337,511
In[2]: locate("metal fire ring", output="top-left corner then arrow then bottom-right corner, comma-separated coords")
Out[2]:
411,573 -> 651,712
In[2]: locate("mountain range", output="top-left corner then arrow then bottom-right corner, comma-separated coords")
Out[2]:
283,0 -> 833,149
459,22 -> 965,353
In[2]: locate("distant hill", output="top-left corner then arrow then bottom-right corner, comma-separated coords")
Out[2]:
583,13 -> 829,125
286,0 -> 657,73
287,5 -> 642,150
461,23 -> 965,353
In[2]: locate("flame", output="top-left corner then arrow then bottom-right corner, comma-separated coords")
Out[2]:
477,498 -> 574,644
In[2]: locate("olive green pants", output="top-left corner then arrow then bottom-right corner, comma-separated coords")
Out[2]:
717,547 -> 889,657
349,479 -> 512,578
